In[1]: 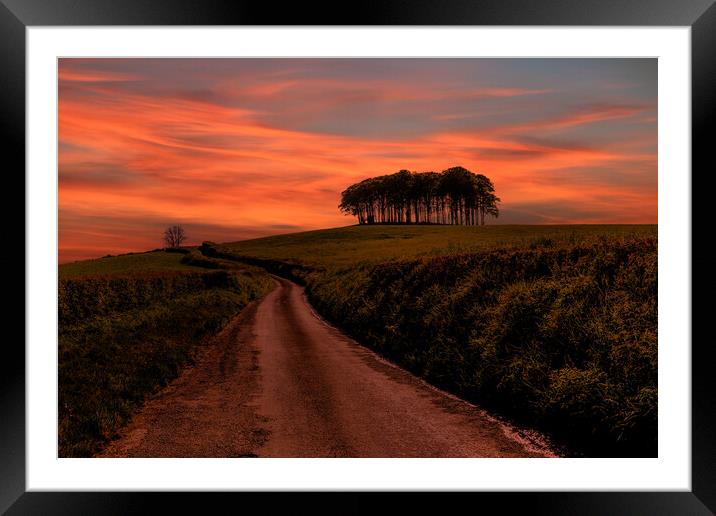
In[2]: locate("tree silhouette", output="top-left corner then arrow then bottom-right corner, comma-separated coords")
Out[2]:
164,225 -> 187,248
339,167 -> 500,225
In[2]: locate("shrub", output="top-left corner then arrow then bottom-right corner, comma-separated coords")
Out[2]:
304,238 -> 657,456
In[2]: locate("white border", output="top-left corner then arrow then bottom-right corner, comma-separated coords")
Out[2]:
27,27 -> 691,491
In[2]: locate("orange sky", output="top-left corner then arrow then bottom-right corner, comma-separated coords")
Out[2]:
58,59 -> 657,263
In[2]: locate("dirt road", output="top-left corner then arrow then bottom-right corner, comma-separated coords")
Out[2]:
101,277 -> 553,458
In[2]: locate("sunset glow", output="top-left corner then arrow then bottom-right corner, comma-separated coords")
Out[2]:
59,58 -> 657,262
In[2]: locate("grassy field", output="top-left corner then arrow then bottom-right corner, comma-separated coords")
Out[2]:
59,250 -> 272,457
209,224 -> 657,456
219,224 -> 656,267
59,249 -> 203,278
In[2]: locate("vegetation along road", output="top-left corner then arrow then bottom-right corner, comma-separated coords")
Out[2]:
101,275 -> 554,458
66,224 -> 655,457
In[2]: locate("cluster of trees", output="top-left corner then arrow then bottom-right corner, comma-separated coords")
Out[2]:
339,167 -> 500,225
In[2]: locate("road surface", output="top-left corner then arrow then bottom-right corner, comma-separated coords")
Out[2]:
100,277 -> 554,458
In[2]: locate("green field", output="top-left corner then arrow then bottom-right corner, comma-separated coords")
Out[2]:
59,250 -> 204,278
58,250 -> 272,457
209,224 -> 658,456
219,224 -> 656,267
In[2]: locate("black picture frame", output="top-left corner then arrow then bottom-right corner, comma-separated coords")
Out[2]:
2,0 -> 712,514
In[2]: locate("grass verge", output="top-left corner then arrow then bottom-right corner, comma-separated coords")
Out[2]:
58,264 -> 271,457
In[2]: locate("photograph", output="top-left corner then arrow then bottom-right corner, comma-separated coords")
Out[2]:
1,0 -> 709,508
57,57 -> 658,460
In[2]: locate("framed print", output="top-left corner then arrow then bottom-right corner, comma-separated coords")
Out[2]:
3,0 -> 713,513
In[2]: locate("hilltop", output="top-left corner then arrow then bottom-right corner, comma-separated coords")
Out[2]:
218,223 -> 656,268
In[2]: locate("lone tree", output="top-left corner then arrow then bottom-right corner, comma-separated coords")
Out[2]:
164,225 -> 187,248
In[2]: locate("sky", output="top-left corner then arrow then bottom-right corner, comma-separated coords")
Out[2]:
58,58 -> 657,263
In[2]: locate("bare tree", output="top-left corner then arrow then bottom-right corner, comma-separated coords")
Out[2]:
164,225 -> 187,248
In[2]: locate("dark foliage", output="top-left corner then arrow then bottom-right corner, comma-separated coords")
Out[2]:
164,247 -> 190,254
303,238 -> 657,456
339,166 -> 500,225
180,249 -> 223,268
59,270 -> 246,325
201,242 -> 315,285
58,267 -> 272,457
